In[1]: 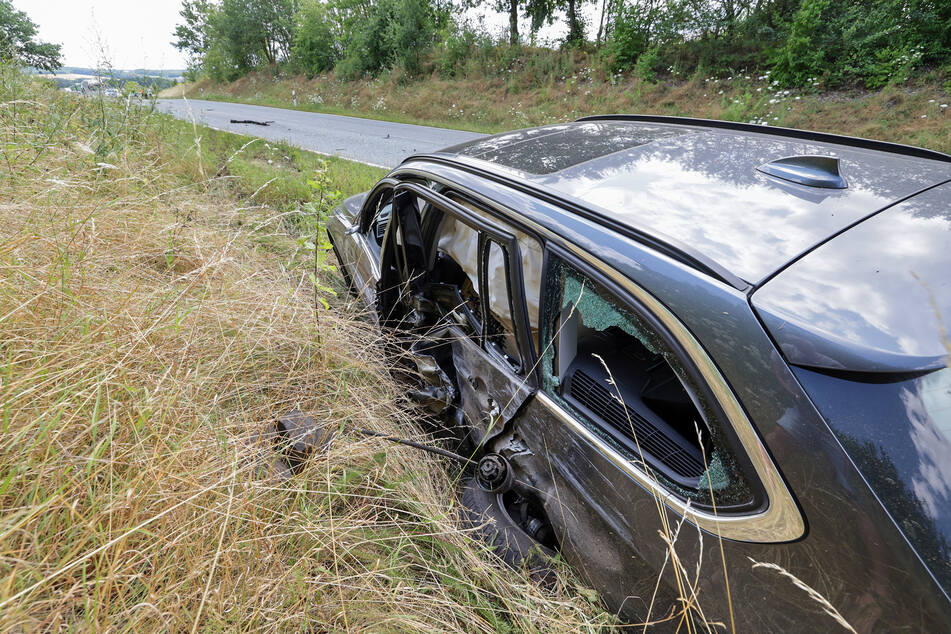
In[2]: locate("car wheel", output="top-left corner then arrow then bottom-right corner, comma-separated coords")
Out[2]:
460,477 -> 556,573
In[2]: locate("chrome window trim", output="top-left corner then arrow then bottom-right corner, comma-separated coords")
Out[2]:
391,165 -> 805,543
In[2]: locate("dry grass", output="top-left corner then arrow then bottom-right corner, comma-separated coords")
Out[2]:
0,69 -> 613,631
166,60 -> 951,153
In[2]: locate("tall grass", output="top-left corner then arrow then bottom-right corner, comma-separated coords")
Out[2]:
0,67 -> 611,631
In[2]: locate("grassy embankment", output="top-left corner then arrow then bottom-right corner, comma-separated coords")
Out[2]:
162,57 -> 951,153
0,69 -> 616,631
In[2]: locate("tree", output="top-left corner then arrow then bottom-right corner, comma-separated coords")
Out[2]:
212,0 -> 296,68
292,0 -> 339,75
172,0 -> 213,75
561,0 -> 586,45
0,0 -> 62,71
500,0 -> 521,45
335,0 -> 448,78
476,0 -> 556,46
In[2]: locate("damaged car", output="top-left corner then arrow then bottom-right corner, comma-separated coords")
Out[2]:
326,115 -> 951,630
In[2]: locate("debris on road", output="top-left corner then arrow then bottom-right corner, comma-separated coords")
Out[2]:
230,119 -> 273,126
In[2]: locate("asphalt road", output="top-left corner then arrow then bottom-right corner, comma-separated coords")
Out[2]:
155,98 -> 484,168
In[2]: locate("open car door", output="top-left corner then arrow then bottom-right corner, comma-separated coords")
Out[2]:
376,183 -> 536,447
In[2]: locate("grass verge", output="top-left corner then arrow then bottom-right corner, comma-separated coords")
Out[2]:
163,66 -> 951,153
0,67 -> 613,631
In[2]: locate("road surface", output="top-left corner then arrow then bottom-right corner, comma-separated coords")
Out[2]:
156,99 -> 484,168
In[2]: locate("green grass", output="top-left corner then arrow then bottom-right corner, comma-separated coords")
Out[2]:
150,106 -> 386,209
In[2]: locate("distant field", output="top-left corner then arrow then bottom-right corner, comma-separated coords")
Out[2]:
37,72 -> 97,80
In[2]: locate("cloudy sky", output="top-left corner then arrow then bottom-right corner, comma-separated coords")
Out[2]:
21,0 -> 590,71
20,0 -> 189,69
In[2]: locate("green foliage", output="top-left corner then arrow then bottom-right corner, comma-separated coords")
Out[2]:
605,5 -> 649,72
434,25 -> 486,78
335,0 -> 448,79
388,0 -> 444,75
292,1 -> 339,76
769,0 -> 830,87
0,0 -> 61,71
634,46 -> 660,82
121,80 -> 143,96
195,0 -> 296,80
297,161 -> 342,310
172,0 -> 212,75
171,0 -> 951,90
770,0 -> 951,88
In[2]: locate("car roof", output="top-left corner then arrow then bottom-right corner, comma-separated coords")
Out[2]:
430,117 -> 951,286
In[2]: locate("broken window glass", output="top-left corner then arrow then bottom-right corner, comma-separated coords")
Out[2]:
540,254 -> 754,509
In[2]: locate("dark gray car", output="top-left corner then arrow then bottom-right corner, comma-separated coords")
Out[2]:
326,115 -> 951,630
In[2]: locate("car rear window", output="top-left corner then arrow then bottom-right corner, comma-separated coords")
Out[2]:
794,366 -> 951,594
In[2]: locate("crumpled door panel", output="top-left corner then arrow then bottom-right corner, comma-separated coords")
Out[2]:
449,334 -> 532,447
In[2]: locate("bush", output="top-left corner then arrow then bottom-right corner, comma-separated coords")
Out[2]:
334,0 -> 446,80
634,46 -> 660,82
434,24 -> 488,78
768,0 -> 830,87
604,5 -> 649,73
292,0 -> 338,76
770,0 -> 949,88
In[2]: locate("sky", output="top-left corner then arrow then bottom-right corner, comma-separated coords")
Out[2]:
20,0 -> 596,72
19,0 -> 189,70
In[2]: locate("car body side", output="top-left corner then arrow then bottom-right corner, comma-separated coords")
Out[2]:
327,152 -> 951,631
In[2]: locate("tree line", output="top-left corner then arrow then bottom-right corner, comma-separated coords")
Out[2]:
173,0 -> 951,89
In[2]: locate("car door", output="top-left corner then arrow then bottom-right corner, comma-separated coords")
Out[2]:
377,182 -> 537,445
339,182 -> 394,312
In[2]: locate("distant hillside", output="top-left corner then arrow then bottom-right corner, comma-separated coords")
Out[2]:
27,66 -> 186,79
31,66 -> 184,91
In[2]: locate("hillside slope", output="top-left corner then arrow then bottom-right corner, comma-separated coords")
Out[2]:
163,66 -> 951,154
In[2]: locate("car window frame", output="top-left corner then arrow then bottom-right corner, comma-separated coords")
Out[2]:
538,243 -> 765,512
438,190 -> 544,367
480,236 -> 523,373
358,179 -> 397,246
395,182 -> 536,378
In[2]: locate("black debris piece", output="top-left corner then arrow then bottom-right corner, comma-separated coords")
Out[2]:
274,409 -> 334,472
230,119 -> 273,126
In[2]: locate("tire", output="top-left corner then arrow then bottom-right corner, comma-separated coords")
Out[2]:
460,478 -> 556,573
